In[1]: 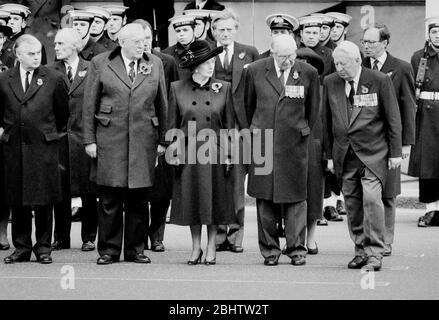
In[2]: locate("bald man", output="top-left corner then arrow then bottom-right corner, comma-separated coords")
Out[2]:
245,34 -> 320,266
82,24 -> 168,265
323,41 -> 402,271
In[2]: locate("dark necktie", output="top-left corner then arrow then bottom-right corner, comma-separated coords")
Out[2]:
223,46 -> 230,72
372,59 -> 379,71
128,61 -> 136,83
24,71 -> 30,92
348,80 -> 355,120
67,65 -> 73,83
279,70 -> 285,87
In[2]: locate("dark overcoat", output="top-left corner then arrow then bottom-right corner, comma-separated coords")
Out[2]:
162,42 -> 193,80
96,34 -> 118,52
82,48 -> 168,189
168,78 -> 235,225
323,68 -> 402,187
408,45 -> 439,179
245,58 -> 321,203
0,65 -> 69,206
80,38 -> 107,62
363,52 -> 416,196
50,58 -> 94,196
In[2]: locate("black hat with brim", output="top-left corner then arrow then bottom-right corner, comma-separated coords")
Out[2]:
296,47 -> 324,75
0,25 -> 11,37
179,40 -> 223,69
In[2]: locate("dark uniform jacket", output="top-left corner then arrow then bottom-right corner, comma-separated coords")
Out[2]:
80,38 -> 107,61
82,47 -> 168,189
300,42 -> 335,83
0,64 -> 69,205
162,42 -> 193,80
96,34 -> 118,52
245,58 -> 321,203
408,45 -> 439,179
323,67 -> 402,186
363,52 -> 416,196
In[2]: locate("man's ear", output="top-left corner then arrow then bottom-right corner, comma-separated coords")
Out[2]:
21,19 -> 26,29
343,26 -> 348,36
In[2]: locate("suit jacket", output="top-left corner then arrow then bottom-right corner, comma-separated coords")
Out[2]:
82,47 -> 168,189
50,58 -> 95,196
245,58 -> 321,203
152,49 -> 179,92
184,0 -> 225,10
0,65 -> 69,206
363,52 -> 416,196
214,41 -> 259,129
323,67 -> 402,186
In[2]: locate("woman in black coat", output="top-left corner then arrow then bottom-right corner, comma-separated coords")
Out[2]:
167,40 -> 236,265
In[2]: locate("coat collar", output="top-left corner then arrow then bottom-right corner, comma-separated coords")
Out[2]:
69,58 -> 88,94
265,58 -> 303,97
8,64 -> 47,104
108,48 -> 151,89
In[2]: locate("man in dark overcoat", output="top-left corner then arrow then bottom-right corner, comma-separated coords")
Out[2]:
0,34 -> 69,264
82,23 -> 168,265
50,28 -> 97,252
211,8 -> 259,253
245,34 -> 320,266
323,41 -> 402,271
362,24 -> 416,255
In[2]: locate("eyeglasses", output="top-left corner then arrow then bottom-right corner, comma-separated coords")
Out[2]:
360,39 -> 380,46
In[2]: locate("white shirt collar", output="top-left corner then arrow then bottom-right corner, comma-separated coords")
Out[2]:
345,67 -> 362,96
121,52 -> 138,77
19,66 -> 35,92
273,58 -> 291,86
64,56 -> 80,79
217,41 -> 234,66
371,51 -> 387,71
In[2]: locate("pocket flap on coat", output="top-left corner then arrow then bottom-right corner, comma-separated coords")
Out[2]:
95,115 -> 111,127
99,105 -> 112,114
0,133 -> 10,143
44,132 -> 60,141
151,117 -> 159,127
301,126 -> 311,137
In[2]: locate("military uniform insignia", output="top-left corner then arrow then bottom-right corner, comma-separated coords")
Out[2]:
238,51 -> 246,60
285,85 -> 304,98
361,85 -> 369,94
353,93 -> 378,107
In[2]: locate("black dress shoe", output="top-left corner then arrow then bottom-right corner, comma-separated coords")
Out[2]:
336,200 -> 347,215
263,255 -> 279,266
216,241 -> 230,252
126,253 -> 151,264
291,255 -> 306,266
307,242 -> 318,255
418,211 -> 436,227
97,254 -> 116,265
363,256 -> 382,271
81,241 -> 95,251
229,245 -> 243,253
324,206 -> 343,222
4,251 -> 31,264
52,240 -> 70,250
348,255 -> 368,269
187,250 -> 203,265
37,254 -> 52,264
0,243 -> 10,250
151,240 -> 165,252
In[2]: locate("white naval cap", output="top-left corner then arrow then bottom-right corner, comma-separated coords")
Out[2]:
311,13 -> 334,27
298,15 -> 323,29
326,12 -> 352,26
101,5 -> 128,17
69,10 -> 95,23
84,6 -> 111,22
426,16 -> 439,30
0,3 -> 31,19
183,9 -> 218,21
169,14 -> 196,29
265,13 -> 299,31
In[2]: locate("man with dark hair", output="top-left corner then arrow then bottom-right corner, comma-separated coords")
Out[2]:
327,12 -> 352,48
260,13 -> 298,59
1,34 -> 69,264
361,24 -> 416,255
85,6 -> 117,52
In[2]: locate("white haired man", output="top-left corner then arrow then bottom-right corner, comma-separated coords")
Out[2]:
82,23 -> 168,265
323,41 -> 402,271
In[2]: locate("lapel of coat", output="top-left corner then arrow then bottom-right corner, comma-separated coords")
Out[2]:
334,76 -> 349,128
22,67 -> 46,104
132,53 -> 151,90
379,52 -> 396,79
231,42 -> 246,93
108,53 -> 132,89
265,58 -> 282,96
69,59 -> 88,94
8,65 -> 25,101
349,68 -> 372,127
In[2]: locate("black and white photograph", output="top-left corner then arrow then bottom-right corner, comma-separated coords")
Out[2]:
0,0 -> 438,311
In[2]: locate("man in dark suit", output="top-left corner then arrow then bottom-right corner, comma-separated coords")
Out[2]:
0,34 -> 69,264
133,18 -> 179,252
82,23 -> 168,265
245,34 -> 320,266
85,6 -> 118,52
259,13 -> 298,59
124,0 -> 174,50
50,28 -> 98,252
211,8 -> 259,253
184,0 -> 224,11
361,24 -> 416,256
70,10 -> 106,62
323,41 -> 402,271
